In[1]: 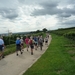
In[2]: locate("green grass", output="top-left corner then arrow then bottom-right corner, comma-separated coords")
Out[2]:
23,34 -> 75,75
4,44 -> 26,56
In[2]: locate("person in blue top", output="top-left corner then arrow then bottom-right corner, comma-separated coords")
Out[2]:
0,36 -> 5,59
16,37 -> 23,56
33,36 -> 38,50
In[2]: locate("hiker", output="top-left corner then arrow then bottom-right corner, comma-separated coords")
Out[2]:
46,33 -> 49,39
16,37 -> 23,56
33,36 -> 38,50
29,36 -> 34,55
39,36 -> 43,50
20,37 -> 24,51
37,35 -> 40,47
25,36 -> 29,51
45,36 -> 48,46
0,36 -> 5,59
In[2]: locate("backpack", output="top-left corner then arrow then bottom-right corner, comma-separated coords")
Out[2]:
39,38 -> 43,43
29,39 -> 33,45
20,39 -> 23,44
16,40 -> 20,44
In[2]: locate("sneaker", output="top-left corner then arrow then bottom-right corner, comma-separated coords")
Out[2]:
35,48 -> 37,50
17,54 -> 18,56
2,56 -> 5,58
31,52 -> 33,55
22,50 -> 24,51
21,52 -> 23,54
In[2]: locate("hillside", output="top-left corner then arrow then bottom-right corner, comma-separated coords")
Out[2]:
50,27 -> 75,40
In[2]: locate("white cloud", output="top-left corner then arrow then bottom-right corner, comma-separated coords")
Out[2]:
0,0 -> 75,34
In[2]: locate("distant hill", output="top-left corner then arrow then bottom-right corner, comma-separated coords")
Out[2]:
50,27 -> 75,40
0,31 -> 30,36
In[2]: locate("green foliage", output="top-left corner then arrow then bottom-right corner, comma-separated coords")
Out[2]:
64,32 -> 75,40
23,34 -> 75,75
4,44 -> 26,56
36,30 -> 41,33
50,27 -> 75,40
3,34 -> 25,45
29,32 -> 45,37
42,28 -> 47,32
4,44 -> 16,56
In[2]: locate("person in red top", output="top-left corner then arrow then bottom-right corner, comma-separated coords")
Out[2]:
25,36 -> 29,51
29,36 -> 34,55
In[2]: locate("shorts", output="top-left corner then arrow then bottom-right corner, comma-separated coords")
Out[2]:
30,45 -> 34,49
39,42 -> 43,46
16,45 -> 21,51
35,42 -> 37,46
0,45 -> 3,51
45,41 -> 48,43
21,43 -> 24,46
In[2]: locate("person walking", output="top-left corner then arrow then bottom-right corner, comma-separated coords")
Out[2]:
25,36 -> 29,51
33,36 -> 38,50
20,37 -> 24,51
45,36 -> 48,46
29,36 -> 34,55
16,37 -> 23,56
0,36 -> 5,59
39,36 -> 43,50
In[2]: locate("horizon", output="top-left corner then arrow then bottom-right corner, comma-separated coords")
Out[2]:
1,26 -> 75,35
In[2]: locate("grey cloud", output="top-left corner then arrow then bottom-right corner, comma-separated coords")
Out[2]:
39,1 -> 58,8
62,19 -> 75,25
57,19 -> 75,29
57,7 -> 75,18
31,1 -> 62,16
18,0 -> 47,5
58,13 -> 71,18
32,1 -> 75,19
63,8 -> 75,15
68,0 -> 75,4
32,8 -> 62,16
0,8 -> 18,19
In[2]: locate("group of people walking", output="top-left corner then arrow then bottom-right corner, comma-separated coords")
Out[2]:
0,33 -> 49,60
16,34 -> 49,56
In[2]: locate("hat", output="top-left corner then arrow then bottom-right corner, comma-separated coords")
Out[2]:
21,37 -> 23,39
17,37 -> 20,40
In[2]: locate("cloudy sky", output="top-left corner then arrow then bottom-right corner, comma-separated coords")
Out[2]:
0,0 -> 75,33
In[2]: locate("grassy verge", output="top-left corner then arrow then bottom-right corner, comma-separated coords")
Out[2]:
23,34 -> 75,75
4,44 -> 26,56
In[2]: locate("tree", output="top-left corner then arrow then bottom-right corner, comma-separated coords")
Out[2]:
36,30 -> 41,33
42,28 -> 47,32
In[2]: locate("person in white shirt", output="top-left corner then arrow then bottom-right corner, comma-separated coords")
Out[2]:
20,37 -> 24,51
45,36 -> 48,46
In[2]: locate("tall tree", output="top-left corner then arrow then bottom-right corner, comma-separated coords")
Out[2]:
43,28 -> 47,32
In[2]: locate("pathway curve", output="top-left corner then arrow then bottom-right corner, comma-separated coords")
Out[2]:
0,35 -> 52,75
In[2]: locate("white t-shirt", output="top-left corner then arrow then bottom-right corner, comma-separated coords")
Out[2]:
0,38 -> 4,45
20,39 -> 23,44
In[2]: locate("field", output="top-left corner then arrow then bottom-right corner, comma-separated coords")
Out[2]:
23,33 -> 75,75
50,27 -> 75,40
1,27 -> 75,75
3,44 -> 26,56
